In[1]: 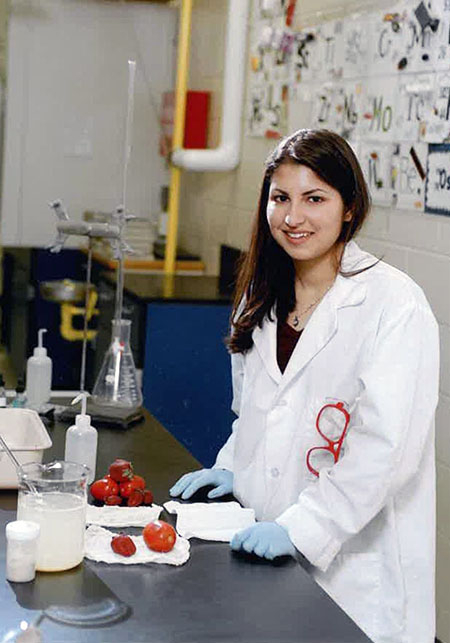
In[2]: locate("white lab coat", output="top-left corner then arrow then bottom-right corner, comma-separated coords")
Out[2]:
214,240 -> 439,643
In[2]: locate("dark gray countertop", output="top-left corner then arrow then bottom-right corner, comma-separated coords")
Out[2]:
0,410 -> 372,642
101,273 -> 232,305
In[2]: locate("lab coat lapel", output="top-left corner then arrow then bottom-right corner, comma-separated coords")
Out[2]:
280,275 -> 366,390
252,277 -> 366,388
279,240 -> 371,390
252,314 -> 282,385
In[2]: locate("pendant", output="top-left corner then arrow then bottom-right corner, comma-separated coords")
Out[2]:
293,315 -> 300,328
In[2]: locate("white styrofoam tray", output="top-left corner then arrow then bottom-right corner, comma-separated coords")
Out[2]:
0,409 -> 52,488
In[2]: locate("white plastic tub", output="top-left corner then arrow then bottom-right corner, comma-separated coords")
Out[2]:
0,409 -> 52,488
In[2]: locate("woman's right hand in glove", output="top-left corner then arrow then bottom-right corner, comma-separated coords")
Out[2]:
169,468 -> 233,500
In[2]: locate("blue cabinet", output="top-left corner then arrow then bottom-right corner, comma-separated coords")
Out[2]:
142,302 -> 234,467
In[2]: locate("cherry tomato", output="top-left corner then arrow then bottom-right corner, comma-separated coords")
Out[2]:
90,476 -> 119,502
108,459 -> 134,483
119,476 -> 146,498
143,489 -> 154,505
143,520 -> 176,553
111,534 -> 136,557
105,495 -> 122,506
127,489 -> 144,507
132,475 -> 146,490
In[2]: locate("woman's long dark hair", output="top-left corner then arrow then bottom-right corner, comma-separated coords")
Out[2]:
227,129 -> 380,354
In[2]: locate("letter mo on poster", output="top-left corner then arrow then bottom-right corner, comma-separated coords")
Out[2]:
371,96 -> 393,133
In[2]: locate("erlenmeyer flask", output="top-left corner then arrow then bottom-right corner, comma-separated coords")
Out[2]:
92,319 -> 143,409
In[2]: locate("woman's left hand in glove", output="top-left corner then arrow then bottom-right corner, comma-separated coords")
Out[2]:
230,522 -> 296,560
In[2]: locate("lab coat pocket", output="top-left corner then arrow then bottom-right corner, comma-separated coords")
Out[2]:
313,552 -> 381,643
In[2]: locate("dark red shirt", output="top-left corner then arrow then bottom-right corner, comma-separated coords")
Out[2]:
277,321 -> 304,374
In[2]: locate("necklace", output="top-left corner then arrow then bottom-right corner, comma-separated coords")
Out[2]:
291,282 -> 334,328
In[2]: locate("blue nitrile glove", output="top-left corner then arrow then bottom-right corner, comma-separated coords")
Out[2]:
169,468 -> 233,500
230,522 -> 295,560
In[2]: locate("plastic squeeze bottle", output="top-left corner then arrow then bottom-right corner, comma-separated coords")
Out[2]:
64,392 -> 98,483
26,329 -> 52,410
0,374 -> 6,407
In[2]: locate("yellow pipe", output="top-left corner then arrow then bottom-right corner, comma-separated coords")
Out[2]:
60,290 -> 99,342
164,0 -> 193,283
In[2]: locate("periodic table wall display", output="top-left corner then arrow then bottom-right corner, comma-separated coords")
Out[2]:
247,0 -> 450,216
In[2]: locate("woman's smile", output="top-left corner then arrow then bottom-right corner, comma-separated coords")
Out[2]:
283,230 -> 314,244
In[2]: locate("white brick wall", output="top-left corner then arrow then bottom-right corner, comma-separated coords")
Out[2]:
178,2 -> 450,640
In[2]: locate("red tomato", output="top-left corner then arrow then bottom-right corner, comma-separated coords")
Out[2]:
119,476 -> 146,498
90,476 -> 119,502
127,489 -> 144,507
108,459 -> 134,483
143,520 -> 176,553
132,475 -> 146,490
111,534 -> 136,557
143,489 -> 154,505
105,495 -> 122,506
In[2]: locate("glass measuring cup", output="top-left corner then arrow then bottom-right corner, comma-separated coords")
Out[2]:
16,461 -> 89,572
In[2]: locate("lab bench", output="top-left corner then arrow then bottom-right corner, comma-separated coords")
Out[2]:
0,410 -> 372,643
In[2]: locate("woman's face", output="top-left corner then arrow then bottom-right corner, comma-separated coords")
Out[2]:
266,162 -> 352,267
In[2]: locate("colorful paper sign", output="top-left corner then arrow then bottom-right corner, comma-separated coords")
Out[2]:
425,143 -> 450,215
392,142 -> 428,210
342,18 -> 370,79
420,72 -> 450,142
360,141 -> 395,206
396,73 -> 435,141
360,78 -> 398,141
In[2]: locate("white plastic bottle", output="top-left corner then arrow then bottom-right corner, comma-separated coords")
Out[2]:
26,329 -> 52,410
6,520 -> 40,582
0,374 -> 6,407
64,392 -> 98,484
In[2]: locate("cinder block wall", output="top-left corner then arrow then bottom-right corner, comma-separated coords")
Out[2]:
178,1 -> 450,641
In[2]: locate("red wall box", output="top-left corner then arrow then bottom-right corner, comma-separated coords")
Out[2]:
159,90 -> 210,156
183,91 -> 210,149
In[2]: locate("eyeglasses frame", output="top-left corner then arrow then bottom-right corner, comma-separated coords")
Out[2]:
306,401 -> 351,478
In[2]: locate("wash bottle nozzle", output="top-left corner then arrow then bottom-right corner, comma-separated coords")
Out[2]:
34,329 -> 48,357
71,391 -> 91,430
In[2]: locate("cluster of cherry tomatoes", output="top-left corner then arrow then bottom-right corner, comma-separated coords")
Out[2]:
90,458 -> 154,507
90,458 -> 177,557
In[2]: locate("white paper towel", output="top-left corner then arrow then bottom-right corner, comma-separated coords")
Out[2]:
164,501 -> 255,541
86,504 -> 163,527
84,524 -> 190,566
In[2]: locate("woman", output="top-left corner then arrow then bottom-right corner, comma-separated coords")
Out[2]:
170,129 -> 439,643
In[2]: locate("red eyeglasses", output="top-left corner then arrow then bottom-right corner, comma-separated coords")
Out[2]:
306,400 -> 350,478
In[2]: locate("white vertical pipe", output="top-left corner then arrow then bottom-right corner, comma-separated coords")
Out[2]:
171,0 -> 250,172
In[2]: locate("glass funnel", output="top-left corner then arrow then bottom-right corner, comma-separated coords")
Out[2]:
16,461 -> 89,572
92,319 -> 143,409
